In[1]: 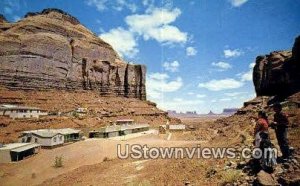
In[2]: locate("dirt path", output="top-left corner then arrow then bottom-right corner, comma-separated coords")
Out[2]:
0,133 -> 203,186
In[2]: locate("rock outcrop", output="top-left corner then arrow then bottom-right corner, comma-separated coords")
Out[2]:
0,14 -> 7,23
253,36 -> 300,98
0,8 -> 146,100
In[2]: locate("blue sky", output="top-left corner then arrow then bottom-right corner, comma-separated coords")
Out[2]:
1,0 -> 300,113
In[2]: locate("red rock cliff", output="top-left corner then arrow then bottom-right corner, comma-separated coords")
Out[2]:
0,9 -> 146,100
253,35 -> 300,97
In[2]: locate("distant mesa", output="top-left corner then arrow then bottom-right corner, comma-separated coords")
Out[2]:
207,110 -> 215,115
0,8 -> 146,100
167,108 -> 239,117
222,108 -> 239,115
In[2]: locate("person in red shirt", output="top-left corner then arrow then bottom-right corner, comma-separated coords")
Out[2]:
254,111 -> 269,147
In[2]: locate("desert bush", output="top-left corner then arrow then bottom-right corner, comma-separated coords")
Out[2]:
31,172 -> 36,179
103,156 -> 111,162
72,112 -> 79,118
54,156 -> 63,168
221,169 -> 241,185
205,167 -> 217,178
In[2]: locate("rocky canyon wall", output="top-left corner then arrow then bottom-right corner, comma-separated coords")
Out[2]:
0,9 -> 146,100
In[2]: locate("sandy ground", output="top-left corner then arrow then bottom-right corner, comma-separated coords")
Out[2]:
0,131 -> 203,186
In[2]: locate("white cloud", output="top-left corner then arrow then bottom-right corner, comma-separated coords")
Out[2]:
86,0 -> 108,11
85,0 -> 137,12
219,98 -> 232,102
142,0 -> 156,13
187,92 -> 194,95
100,27 -> 138,58
163,61 -> 180,72
198,78 -> 244,91
240,71 -> 252,81
249,62 -> 255,68
196,94 -> 207,98
113,0 -> 137,12
148,72 -> 169,80
186,47 -> 197,56
212,61 -> 232,70
224,92 -> 246,97
239,62 -> 255,82
224,49 -> 243,58
173,98 -> 183,102
157,97 -> 204,112
125,8 -> 187,44
147,72 -> 183,99
229,0 -> 249,7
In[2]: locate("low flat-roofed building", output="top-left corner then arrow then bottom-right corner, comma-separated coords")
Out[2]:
0,104 -> 48,119
53,128 -> 81,142
169,124 -> 186,131
116,119 -> 134,125
89,126 -> 120,138
128,124 -> 150,133
19,128 -> 81,147
89,123 -> 150,138
0,143 -> 41,163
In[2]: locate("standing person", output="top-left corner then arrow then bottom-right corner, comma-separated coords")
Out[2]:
254,111 -> 269,148
272,103 -> 290,160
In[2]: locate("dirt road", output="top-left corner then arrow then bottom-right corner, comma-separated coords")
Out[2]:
0,133 -> 203,186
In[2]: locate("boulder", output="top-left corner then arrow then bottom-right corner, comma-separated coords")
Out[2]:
256,170 -> 279,186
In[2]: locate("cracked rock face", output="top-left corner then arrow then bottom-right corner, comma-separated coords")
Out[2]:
0,9 -> 146,100
253,36 -> 300,97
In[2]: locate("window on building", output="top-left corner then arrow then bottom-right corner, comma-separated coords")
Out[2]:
59,136 -> 63,141
53,137 -> 57,142
22,138 -> 25,143
35,138 -> 38,143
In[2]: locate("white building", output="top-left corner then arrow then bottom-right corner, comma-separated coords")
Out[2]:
19,130 -> 64,148
0,104 -> 48,119
0,143 -> 41,163
89,123 -> 150,138
169,124 -> 186,131
19,128 -> 81,147
159,124 -> 186,133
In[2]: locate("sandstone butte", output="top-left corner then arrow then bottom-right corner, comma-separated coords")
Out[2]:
0,8 -> 146,100
253,35 -> 300,99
